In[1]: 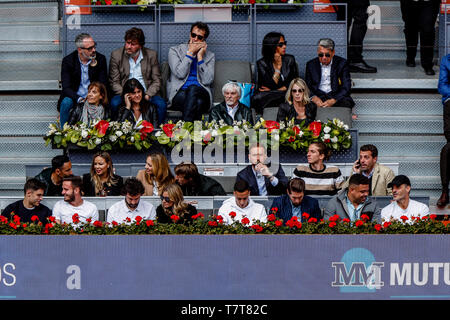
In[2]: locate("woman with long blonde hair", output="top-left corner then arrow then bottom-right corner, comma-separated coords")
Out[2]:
82,151 -> 123,196
156,183 -> 197,224
136,152 -> 174,196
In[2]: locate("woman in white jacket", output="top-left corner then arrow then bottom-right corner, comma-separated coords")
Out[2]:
218,180 -> 267,225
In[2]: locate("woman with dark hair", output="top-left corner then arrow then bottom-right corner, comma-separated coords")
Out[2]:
276,78 -> 317,126
252,32 -> 299,114
82,151 -> 124,197
291,142 -> 344,196
116,78 -> 158,128
156,183 -> 197,224
67,82 -> 110,125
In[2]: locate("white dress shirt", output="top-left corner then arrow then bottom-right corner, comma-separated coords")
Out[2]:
128,50 -> 147,92
106,199 -> 156,224
319,60 -> 332,93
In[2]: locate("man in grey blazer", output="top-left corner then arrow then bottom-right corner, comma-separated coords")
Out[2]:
167,22 -> 215,122
109,27 -> 166,123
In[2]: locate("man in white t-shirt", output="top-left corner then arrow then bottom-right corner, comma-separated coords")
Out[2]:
381,175 -> 430,222
219,180 -> 267,225
52,176 -> 98,224
107,177 -> 156,224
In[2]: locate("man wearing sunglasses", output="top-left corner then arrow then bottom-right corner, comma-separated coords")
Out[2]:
58,33 -> 107,128
305,38 -> 355,109
167,22 -> 215,122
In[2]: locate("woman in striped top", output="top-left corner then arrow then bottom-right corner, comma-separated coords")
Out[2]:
292,142 -> 345,196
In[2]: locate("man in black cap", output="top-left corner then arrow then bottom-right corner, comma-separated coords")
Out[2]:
381,175 -> 430,222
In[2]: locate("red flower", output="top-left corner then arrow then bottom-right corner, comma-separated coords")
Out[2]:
271,207 -> 279,213
329,222 -> 337,228
192,213 -> 205,220
135,216 -> 143,223
430,214 -> 437,220
342,218 -> 350,223
9,222 -> 17,229
215,215 -> 224,221
307,217 -> 317,223
302,212 -> 310,220
13,215 -> 20,223
374,224 -> 382,232
288,136 -> 295,143
22,224 -> 27,228
241,217 -> 250,225
105,0 -> 112,5
86,218 -> 92,224
308,121 -> 322,136
111,221 -> 118,227
95,120 -> 110,137
146,220 -> 154,227
0,216 -> 7,224
229,211 -> 237,218
275,220 -> 283,227
139,121 -> 154,140
400,215 -> 408,222
360,214 -> 370,221
251,224 -> 263,233
263,120 -> 280,133
31,215 -> 39,222
267,213 -> 277,222
162,123 -> 175,138
170,214 -> 180,223
208,220 -> 218,227
249,0 -> 255,4
72,214 -> 80,224
355,220 -> 364,227
383,221 -> 391,229
93,220 -> 102,228
293,126 -> 300,135
126,217 -> 131,223
48,216 -> 56,223
329,214 -> 340,222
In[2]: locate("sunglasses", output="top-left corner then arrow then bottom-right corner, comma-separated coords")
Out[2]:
277,42 -> 287,47
318,53 -> 331,58
160,195 -> 172,202
292,89 -> 304,93
81,43 -> 97,51
191,32 -> 205,41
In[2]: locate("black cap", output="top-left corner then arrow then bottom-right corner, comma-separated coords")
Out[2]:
387,175 -> 411,188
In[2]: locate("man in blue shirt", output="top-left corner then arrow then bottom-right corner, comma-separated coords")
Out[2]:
270,178 -> 321,223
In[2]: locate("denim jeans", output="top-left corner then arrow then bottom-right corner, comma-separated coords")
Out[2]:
59,97 -> 74,128
171,85 -> 210,122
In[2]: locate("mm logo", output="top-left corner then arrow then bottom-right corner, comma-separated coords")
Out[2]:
331,248 -> 384,292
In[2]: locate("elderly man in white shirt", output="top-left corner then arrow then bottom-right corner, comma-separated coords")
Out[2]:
107,178 -> 156,224
219,180 -> 267,225
381,175 -> 430,222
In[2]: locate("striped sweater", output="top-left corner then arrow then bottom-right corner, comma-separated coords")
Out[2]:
292,164 -> 345,196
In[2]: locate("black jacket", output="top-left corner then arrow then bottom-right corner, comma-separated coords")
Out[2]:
256,54 -> 299,91
34,167 -> 61,196
179,174 -> 227,197
116,104 -> 158,127
155,203 -> 197,224
209,102 -> 253,125
276,101 -> 317,126
236,164 -> 288,196
67,102 -> 111,126
58,50 -> 108,111
304,55 -> 354,106
82,173 -> 124,197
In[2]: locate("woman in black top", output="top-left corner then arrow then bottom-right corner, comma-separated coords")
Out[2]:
156,183 -> 197,224
82,151 -> 123,197
116,78 -> 158,128
68,82 -> 110,125
276,78 -> 317,127
252,32 -> 299,114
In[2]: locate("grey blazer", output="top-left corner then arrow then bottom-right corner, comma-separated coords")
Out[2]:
166,43 -> 215,107
323,189 -> 382,223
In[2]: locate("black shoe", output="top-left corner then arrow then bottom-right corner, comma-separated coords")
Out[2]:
348,60 -> 377,73
437,192 -> 449,208
424,67 -> 435,76
406,59 -> 416,67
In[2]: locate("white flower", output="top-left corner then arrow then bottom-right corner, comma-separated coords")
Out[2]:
116,130 -> 123,137
211,130 -> 219,137
323,134 -> 330,140
95,138 -> 102,145
81,130 -> 88,139
130,136 -> 135,142
155,130 -> 162,137
331,136 -> 338,143
298,130 -> 304,137
343,124 -> 349,130
109,135 -> 117,142
323,126 -> 331,134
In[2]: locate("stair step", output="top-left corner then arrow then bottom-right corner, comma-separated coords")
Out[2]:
399,160 -> 441,177
0,22 -> 59,41
0,137 -> 62,159
0,118 -> 56,136
0,2 -> 58,23
353,116 -> 443,134
0,97 -> 58,117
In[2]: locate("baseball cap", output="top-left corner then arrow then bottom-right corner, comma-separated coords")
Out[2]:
387,175 -> 411,188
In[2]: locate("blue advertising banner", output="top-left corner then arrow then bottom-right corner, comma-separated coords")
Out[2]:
0,235 -> 449,300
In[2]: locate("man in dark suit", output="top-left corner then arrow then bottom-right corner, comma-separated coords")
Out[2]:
58,33 -> 107,128
236,143 -> 288,196
109,27 -> 166,123
270,178 -> 322,223
305,38 -> 355,109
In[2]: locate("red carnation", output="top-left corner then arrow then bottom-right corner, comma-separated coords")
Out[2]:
361,214 -> 370,221
31,215 -> 39,222
374,224 -> 382,232
241,217 -> 250,225
430,214 -> 437,220
267,213 -> 277,222
342,218 -> 350,223
170,214 -> 180,223
275,220 -> 283,227
251,224 -> 263,233
135,216 -> 143,223
307,217 -> 317,223
146,220 -> 154,227
383,221 -> 391,228
208,220 -> 218,227
229,211 -> 237,218
72,213 -> 80,224
400,215 -> 408,222
112,221 -> 118,227
93,220 -> 102,228
329,222 -> 337,228
355,220 -> 364,227
302,212 -> 310,219
329,214 -> 340,222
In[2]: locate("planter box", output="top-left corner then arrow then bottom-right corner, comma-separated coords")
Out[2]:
174,4 -> 232,22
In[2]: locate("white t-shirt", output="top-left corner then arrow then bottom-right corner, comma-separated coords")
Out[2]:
218,196 -> 267,225
106,199 -> 156,224
52,199 -> 99,224
381,199 -> 430,222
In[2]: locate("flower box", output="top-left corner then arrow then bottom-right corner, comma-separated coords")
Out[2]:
174,4 -> 232,22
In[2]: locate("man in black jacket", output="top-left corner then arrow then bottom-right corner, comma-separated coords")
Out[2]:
58,33 -> 108,127
305,38 -> 355,109
34,155 -> 73,196
174,162 -> 227,196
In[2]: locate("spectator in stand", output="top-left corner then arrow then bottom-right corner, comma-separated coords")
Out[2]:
400,0 -> 440,75
35,155 -> 73,196
305,38 -> 355,109
236,143 -> 288,196
82,151 -> 123,197
1,178 -> 52,223
167,21 -> 214,121
343,144 -> 395,196
276,78 -> 317,126
329,0 -> 377,73
58,33 -> 107,128
67,81 -> 110,125
209,82 -> 253,125
136,152 -> 175,196
106,177 -> 156,225
219,180 -> 267,225
52,176 -> 99,224
116,78 -> 158,129
252,32 -> 299,114
156,183 -> 197,224
270,178 -> 321,223
324,173 -> 381,223
437,53 -> 450,208
292,142 -> 345,196
174,162 -> 226,196
109,27 -> 166,123
381,175 -> 430,222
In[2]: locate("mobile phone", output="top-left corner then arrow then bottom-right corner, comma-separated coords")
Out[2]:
355,160 -> 361,169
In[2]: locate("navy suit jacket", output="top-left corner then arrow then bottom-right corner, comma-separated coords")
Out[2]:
270,194 -> 322,223
236,164 -> 288,196
304,55 -> 354,105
